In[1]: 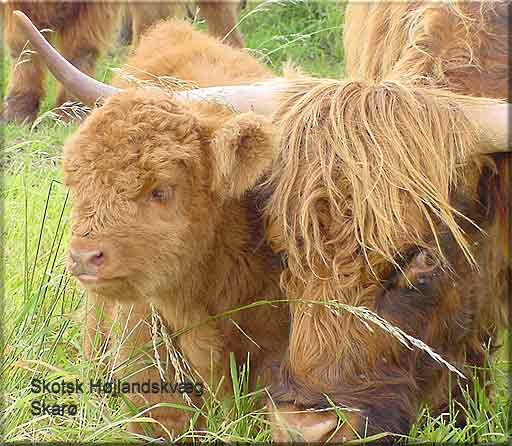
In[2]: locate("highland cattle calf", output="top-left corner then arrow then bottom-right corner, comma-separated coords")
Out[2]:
13,12 -> 286,437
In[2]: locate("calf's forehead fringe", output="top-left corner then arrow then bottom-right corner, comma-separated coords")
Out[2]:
62,88 -> 204,193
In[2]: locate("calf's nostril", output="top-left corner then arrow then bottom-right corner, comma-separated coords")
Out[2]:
69,248 -> 104,268
89,251 -> 104,266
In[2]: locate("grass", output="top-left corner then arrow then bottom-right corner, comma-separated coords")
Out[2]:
1,0 -> 509,442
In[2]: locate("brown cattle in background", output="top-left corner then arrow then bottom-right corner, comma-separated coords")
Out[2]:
2,1 -> 122,123
127,1 -> 245,48
2,1 -> 245,123
269,1 -> 509,441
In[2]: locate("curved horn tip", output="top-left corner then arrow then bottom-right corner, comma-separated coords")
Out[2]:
13,10 -> 31,24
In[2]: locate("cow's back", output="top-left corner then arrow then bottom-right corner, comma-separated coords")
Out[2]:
344,1 -> 509,99
113,19 -> 272,89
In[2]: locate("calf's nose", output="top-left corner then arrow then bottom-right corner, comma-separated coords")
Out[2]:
69,248 -> 105,269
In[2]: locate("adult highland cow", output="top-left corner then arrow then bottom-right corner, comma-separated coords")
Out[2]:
267,1 -> 510,440
14,1 -> 510,441
2,1 -> 244,123
12,12 -> 285,437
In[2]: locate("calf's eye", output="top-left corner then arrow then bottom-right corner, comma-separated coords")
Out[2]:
150,188 -> 168,202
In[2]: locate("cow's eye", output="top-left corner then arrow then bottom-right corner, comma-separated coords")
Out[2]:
391,249 -> 441,290
150,188 -> 168,202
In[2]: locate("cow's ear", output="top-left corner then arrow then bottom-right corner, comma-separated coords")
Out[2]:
210,112 -> 277,198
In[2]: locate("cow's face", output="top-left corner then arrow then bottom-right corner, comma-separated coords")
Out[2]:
266,80 -> 509,440
270,164 -> 507,441
64,89 -> 276,302
270,217 -> 497,440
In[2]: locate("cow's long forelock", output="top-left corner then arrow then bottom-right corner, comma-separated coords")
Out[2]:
267,77 -> 487,299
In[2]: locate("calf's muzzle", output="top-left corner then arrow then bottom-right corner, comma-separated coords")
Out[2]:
68,237 -> 105,280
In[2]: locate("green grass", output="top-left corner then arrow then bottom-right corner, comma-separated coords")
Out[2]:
1,1 -> 509,442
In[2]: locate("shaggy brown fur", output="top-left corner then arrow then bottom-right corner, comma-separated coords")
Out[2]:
2,1 -> 122,122
267,1 -> 509,441
65,21 -> 287,437
344,1 -> 509,98
128,1 -> 245,48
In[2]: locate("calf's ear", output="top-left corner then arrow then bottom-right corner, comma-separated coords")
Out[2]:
210,112 -> 277,198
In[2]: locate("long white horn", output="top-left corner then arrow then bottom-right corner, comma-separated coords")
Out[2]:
464,103 -> 510,153
176,81 -> 510,154
176,79 -> 285,116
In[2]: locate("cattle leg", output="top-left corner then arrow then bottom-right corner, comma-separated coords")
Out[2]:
3,9 -> 46,123
85,298 -> 197,436
118,5 -> 133,46
55,4 -> 120,114
128,3 -> 185,47
177,322 -> 227,393
197,1 -> 244,48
